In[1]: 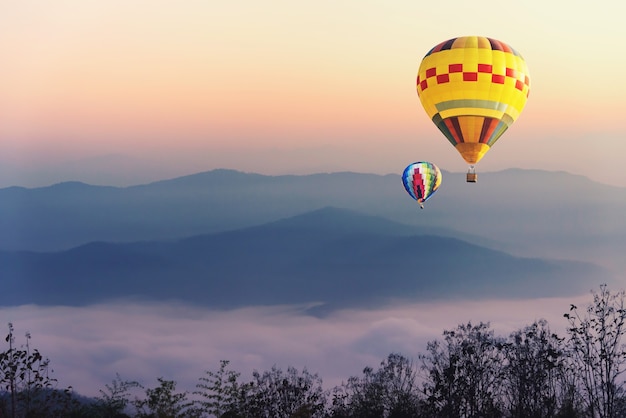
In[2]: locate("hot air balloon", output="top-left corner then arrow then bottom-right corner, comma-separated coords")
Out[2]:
402,162 -> 442,209
416,36 -> 530,182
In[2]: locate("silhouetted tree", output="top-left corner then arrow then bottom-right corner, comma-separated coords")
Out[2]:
564,284 -> 626,418
331,368 -> 384,418
0,323 -> 76,418
240,365 -> 327,418
327,353 -> 422,418
132,377 -> 198,418
419,321 -> 504,418
194,360 -> 247,417
84,373 -> 142,417
501,319 -> 575,417
11,285 -> 626,417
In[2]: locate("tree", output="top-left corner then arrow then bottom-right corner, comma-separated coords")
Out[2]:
88,373 -> 141,417
338,367 -> 385,418
501,319 -> 576,418
241,365 -> 327,418
419,321 -> 505,418
564,284 -> 626,418
328,353 -> 422,418
194,360 -> 247,417
0,323 -> 76,418
132,377 -> 197,418
375,353 -> 422,418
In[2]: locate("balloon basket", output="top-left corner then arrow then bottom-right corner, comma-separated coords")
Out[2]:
466,167 -> 477,183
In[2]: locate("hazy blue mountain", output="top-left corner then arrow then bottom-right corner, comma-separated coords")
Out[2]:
0,207 -> 613,311
0,168 -> 624,272
0,154 -> 184,188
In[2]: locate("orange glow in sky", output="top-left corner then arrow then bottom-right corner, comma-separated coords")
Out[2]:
1,0 -> 625,186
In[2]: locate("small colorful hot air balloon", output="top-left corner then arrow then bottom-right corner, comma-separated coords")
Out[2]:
416,36 -> 530,182
402,162 -> 442,209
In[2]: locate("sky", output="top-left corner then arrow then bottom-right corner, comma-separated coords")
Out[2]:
1,1 -> 624,399
1,0 -> 626,187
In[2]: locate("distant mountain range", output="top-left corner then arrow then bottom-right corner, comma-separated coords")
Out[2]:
0,168 -> 624,272
0,207 -> 612,312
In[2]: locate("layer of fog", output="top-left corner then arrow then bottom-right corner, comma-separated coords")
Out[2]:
0,293 -> 600,398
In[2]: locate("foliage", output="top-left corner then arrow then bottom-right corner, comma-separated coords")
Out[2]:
328,353 -> 422,418
8,285 -> 626,417
132,377 -> 198,418
564,284 -> 626,418
419,321 -> 505,418
241,365 -> 327,418
0,323 -> 76,418
85,373 -> 142,417
194,360 -> 245,417
501,319 -> 576,418
194,361 -> 329,417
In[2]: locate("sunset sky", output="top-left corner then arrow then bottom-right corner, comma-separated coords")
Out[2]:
2,0 -> 625,186
1,1 -> 625,398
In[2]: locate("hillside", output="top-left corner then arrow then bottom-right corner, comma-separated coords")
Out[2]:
0,168 -> 624,272
0,207 -> 612,311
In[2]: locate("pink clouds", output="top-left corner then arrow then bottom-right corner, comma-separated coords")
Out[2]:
0,294 -> 594,398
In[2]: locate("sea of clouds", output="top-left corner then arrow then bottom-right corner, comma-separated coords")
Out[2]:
0,293 -> 597,398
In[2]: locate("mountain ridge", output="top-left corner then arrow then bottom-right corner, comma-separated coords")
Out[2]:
0,206 -> 613,311
0,168 -> 624,275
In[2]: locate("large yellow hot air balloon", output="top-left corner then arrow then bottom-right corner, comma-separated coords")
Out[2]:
416,36 -> 530,182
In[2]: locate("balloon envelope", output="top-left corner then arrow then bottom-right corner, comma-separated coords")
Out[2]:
402,162 -> 442,207
416,36 -> 530,165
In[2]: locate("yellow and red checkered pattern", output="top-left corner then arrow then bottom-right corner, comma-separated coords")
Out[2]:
417,36 -> 530,165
